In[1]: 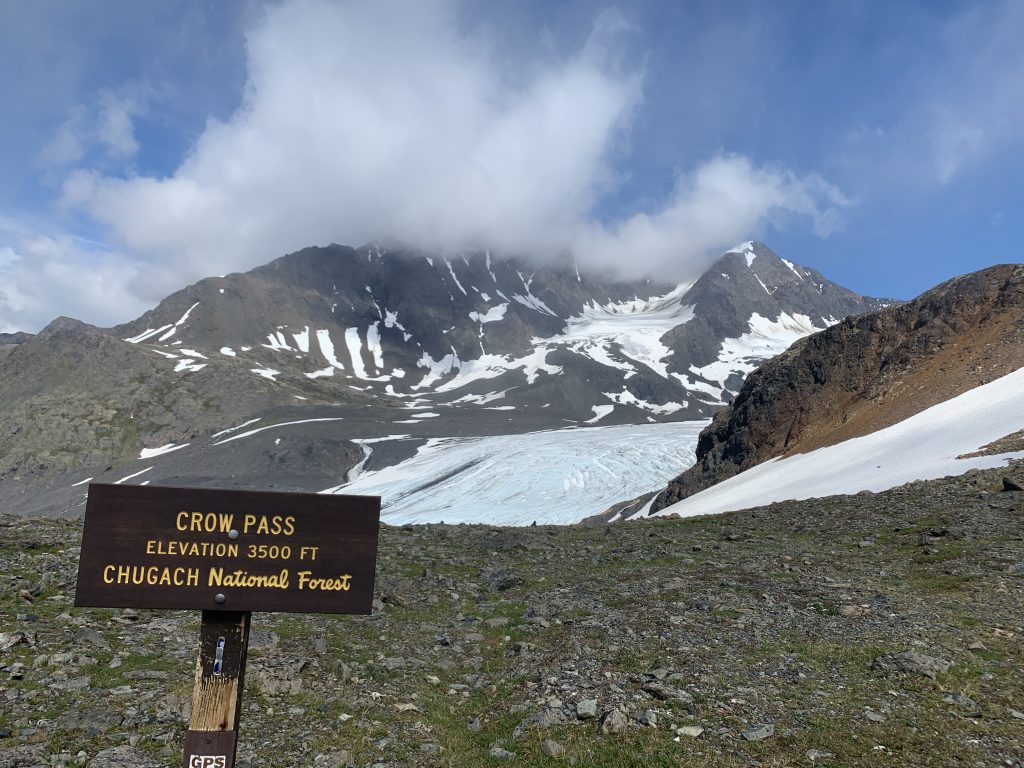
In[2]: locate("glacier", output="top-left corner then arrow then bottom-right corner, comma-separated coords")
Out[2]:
326,421 -> 707,525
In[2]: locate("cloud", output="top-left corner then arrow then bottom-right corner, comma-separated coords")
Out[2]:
40,90 -> 145,172
575,155 -> 848,277
56,0 -> 844,306
836,0 -> 1024,192
0,216 -> 149,333
926,1 -> 1024,185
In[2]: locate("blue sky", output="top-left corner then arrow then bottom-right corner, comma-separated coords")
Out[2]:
1,0 -> 1021,332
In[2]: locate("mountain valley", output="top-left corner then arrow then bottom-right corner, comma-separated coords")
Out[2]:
0,242 -> 885,522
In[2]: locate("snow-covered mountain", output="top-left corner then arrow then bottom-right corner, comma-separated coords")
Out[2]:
635,263 -> 1024,521
0,241 -> 886,520
110,240 -> 881,422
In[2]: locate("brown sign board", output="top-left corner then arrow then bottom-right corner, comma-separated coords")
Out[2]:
75,484 -> 380,614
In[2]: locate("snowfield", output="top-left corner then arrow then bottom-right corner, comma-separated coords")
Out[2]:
327,421 -> 707,525
652,367 -> 1024,520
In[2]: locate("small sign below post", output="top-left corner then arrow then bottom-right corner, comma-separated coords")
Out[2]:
74,483 -> 381,768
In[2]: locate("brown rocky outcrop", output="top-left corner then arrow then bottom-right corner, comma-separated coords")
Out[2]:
651,263 -> 1024,512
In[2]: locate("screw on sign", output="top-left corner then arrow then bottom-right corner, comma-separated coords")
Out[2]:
74,484 -> 381,768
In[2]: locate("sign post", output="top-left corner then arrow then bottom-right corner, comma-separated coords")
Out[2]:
74,483 -> 381,768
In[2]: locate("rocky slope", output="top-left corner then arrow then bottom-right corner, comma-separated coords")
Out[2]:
649,263 -> 1024,513
1,462 -> 1022,767
0,242 -> 886,519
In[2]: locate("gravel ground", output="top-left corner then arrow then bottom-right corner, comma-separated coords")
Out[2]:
2,460 -> 1023,767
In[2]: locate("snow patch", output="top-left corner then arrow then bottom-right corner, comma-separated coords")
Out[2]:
115,466 -> 153,484
213,417 -> 345,445
316,329 -> 345,370
657,367 -> 1024,519
263,331 -> 293,351
139,443 -> 188,459
781,258 -> 804,280
345,328 -> 368,378
603,391 -> 683,415
445,259 -> 467,295
125,324 -> 173,344
211,419 -> 262,439
293,326 -> 310,353
586,404 -> 615,423
251,367 -> 281,380
366,323 -> 385,370
469,304 -> 508,324
690,312 -> 822,387
305,367 -> 335,379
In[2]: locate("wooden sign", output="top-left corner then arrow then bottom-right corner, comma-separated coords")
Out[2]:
74,483 -> 381,768
75,483 -> 380,614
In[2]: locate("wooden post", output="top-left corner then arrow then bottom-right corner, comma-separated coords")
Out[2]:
182,610 -> 252,768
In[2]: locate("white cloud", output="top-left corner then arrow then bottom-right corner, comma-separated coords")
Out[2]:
39,91 -> 143,171
926,2 -> 1024,184
95,92 -> 142,159
0,223 -> 149,333
575,155 -> 848,277
837,0 -> 1024,191
56,0 -> 844,306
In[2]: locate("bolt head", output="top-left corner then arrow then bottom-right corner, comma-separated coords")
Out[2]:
228,529 -> 239,540
214,593 -> 226,604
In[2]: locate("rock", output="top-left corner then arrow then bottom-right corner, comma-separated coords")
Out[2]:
676,725 -> 704,738
636,709 -> 657,728
640,680 -> 693,702
0,744 -> 49,767
871,651 -> 953,679
864,710 -> 885,723
513,709 -> 563,739
73,628 -> 110,651
806,749 -> 834,761
0,632 -> 28,652
485,617 -> 509,628
600,709 -> 629,735
313,751 -> 355,767
539,739 -> 565,758
968,641 -> 987,652
576,699 -> 598,719
467,717 -> 481,732
1001,477 -> 1023,492
943,692 -> 977,709
56,709 -> 124,734
489,743 -> 515,759
88,746 -> 163,768
1009,709 -> 1024,720
741,723 -> 774,741
488,571 -> 523,592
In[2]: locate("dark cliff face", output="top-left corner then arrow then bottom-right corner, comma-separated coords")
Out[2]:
651,263 -> 1024,512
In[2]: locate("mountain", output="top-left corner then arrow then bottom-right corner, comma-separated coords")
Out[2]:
0,241 -> 886,519
639,263 -> 1024,519
0,331 -> 32,362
